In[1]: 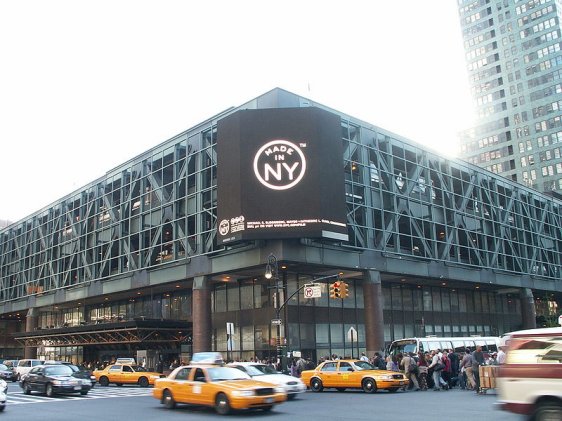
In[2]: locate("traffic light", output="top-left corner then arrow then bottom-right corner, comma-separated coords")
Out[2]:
340,282 -> 349,299
330,281 -> 341,299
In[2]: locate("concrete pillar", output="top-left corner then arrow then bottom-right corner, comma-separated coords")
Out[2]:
520,288 -> 536,329
24,308 -> 38,359
192,275 -> 212,353
363,270 -> 385,357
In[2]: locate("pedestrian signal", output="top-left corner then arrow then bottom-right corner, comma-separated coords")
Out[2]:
330,281 -> 341,299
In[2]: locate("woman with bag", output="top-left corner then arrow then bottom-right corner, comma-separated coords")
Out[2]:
428,350 -> 449,391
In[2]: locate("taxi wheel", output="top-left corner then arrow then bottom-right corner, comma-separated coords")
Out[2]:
138,377 -> 149,388
45,383 -> 54,397
310,378 -> 323,392
215,393 -> 231,415
362,378 -> 377,394
533,401 -> 562,421
163,390 -> 176,409
99,377 -> 109,387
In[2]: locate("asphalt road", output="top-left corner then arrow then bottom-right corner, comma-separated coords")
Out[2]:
3,381 -> 525,421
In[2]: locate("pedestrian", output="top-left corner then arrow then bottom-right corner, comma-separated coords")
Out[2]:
472,345 -> 485,393
417,352 -> 429,391
400,352 -> 420,391
460,348 -> 476,390
360,352 -> 369,362
428,350 -> 448,391
497,346 -> 507,365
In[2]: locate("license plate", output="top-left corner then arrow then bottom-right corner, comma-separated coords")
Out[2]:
74,386 -> 81,390
264,397 -> 274,403
399,381 -> 404,385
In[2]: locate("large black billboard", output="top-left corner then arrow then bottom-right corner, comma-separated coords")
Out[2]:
216,107 -> 348,245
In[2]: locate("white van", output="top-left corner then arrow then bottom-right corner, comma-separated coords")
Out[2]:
14,359 -> 44,381
497,327 -> 562,420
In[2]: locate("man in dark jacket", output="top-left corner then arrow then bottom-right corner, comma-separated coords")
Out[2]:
472,346 -> 485,393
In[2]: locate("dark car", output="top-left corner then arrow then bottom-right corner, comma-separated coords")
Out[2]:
44,361 -> 97,387
0,364 -> 17,382
20,364 -> 92,397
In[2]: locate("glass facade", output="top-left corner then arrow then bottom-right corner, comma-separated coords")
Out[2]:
0,88 -> 560,361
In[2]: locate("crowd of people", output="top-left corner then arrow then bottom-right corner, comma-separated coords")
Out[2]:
370,344 -> 506,393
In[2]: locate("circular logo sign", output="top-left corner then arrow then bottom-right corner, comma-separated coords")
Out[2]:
218,219 -> 230,236
253,140 -> 306,190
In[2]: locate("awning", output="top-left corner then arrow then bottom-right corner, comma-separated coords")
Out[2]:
13,319 -> 191,347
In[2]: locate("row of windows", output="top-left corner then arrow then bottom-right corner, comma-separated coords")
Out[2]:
524,41 -> 561,63
519,17 -> 557,39
516,0 -> 553,16
537,130 -> 562,146
532,99 -> 562,118
517,4 -> 555,27
525,54 -> 562,77
521,28 -> 559,51
535,114 -> 562,132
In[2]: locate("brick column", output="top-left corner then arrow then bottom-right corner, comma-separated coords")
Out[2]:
363,270 -> 385,357
520,287 -> 536,329
192,275 -> 212,353
24,308 -> 38,359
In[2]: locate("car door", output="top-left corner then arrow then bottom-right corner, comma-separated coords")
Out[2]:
337,361 -> 357,388
319,362 -> 338,387
27,367 -> 43,392
173,367 -> 192,403
121,365 -> 134,383
189,367 -> 209,405
107,365 -> 123,383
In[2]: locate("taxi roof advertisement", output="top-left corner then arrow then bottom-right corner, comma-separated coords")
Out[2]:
216,107 -> 348,245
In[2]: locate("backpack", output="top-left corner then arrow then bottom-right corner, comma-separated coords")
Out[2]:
408,357 -> 418,374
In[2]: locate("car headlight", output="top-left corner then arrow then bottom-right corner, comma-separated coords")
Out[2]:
274,387 -> 286,394
231,390 -> 255,397
380,375 -> 394,381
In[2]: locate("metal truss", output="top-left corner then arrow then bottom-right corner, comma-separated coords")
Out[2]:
13,320 -> 191,347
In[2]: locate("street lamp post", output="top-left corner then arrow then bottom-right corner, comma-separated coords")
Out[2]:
265,253 -> 283,371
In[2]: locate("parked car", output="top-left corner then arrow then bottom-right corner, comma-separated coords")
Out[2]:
300,359 -> 409,393
93,363 -> 164,387
228,362 -> 306,400
0,364 -> 17,382
43,361 -> 97,387
497,327 -> 562,420
153,364 -> 286,414
14,359 -> 44,381
20,364 -> 91,397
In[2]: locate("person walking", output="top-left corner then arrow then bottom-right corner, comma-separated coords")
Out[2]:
460,348 -> 476,390
472,345 -> 485,394
417,352 -> 429,390
428,350 -> 448,391
400,352 -> 420,391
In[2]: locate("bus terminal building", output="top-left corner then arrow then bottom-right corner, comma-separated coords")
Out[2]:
0,88 -> 561,366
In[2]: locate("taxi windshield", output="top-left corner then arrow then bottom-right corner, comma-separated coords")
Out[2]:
208,367 -> 251,381
240,365 -> 268,376
353,361 -> 376,370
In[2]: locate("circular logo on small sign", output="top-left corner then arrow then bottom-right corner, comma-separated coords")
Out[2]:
253,139 -> 306,190
218,219 -> 230,236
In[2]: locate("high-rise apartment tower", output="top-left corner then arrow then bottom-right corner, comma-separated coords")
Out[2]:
457,0 -> 562,194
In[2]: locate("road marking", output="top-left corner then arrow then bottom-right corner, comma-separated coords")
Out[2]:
7,386 -> 152,405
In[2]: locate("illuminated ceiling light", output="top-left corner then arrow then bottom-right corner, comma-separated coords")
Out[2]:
175,285 -> 181,288
442,282 -> 447,286
401,278 -> 406,282
280,265 -> 287,270
104,297 -> 109,301
417,285 -> 421,288
137,292 -> 142,295
475,285 -> 480,289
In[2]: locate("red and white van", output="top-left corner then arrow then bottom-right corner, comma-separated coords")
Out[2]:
497,327 -> 562,420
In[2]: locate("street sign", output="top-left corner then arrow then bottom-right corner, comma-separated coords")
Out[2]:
347,326 -> 358,342
303,284 -> 321,299
271,318 -> 282,325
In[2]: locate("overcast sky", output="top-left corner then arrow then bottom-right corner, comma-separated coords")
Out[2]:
0,1 -> 475,223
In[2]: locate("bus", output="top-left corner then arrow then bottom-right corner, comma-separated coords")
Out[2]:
388,336 -> 501,357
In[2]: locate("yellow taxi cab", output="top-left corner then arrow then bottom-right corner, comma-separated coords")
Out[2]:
93,363 -> 165,387
300,359 -> 408,393
153,364 -> 287,415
